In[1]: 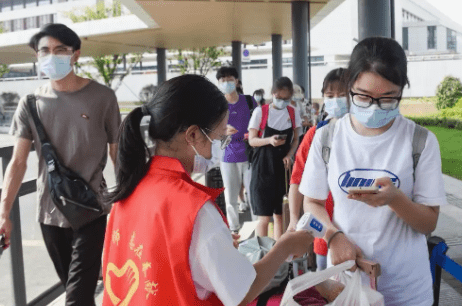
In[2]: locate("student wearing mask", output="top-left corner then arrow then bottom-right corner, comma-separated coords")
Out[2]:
102,75 -> 314,305
0,24 -> 121,305
291,84 -> 309,138
253,89 -> 266,106
216,67 -> 257,233
248,77 -> 301,240
300,37 -> 446,306
288,68 -> 347,271
310,102 -> 321,126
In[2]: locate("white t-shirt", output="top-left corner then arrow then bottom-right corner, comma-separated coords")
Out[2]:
299,114 -> 447,306
189,201 -> 256,306
248,105 -> 302,132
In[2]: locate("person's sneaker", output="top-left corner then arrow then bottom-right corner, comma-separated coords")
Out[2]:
239,202 -> 249,213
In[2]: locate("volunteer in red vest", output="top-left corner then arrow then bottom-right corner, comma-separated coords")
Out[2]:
102,75 -> 313,306
248,77 -> 301,240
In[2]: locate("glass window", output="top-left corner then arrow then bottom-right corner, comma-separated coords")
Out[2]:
14,19 -> 23,31
403,27 -> 409,51
427,26 -> 436,49
12,0 -> 23,10
24,17 -> 36,30
25,0 -> 36,8
447,28 -> 457,51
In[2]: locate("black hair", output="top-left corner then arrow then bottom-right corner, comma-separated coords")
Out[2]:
300,85 -> 305,94
321,68 -> 347,94
272,77 -> 293,93
29,23 -> 81,52
106,74 -> 228,204
236,79 -> 244,95
347,37 -> 409,90
253,89 -> 266,105
216,66 -> 239,80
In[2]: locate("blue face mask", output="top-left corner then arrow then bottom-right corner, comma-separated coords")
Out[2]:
219,82 -> 236,95
350,103 -> 400,128
324,97 -> 348,119
39,54 -> 73,80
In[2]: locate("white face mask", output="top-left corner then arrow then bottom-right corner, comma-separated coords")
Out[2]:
254,95 -> 262,103
293,94 -> 304,102
273,96 -> 290,110
191,132 -> 221,174
350,103 -> 400,129
38,54 -> 73,80
323,97 -> 348,119
219,82 -> 236,95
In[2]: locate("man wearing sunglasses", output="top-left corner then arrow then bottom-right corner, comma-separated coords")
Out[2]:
0,24 -> 121,305
215,67 -> 257,233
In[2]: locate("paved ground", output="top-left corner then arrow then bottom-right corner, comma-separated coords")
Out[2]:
1,132 -> 462,305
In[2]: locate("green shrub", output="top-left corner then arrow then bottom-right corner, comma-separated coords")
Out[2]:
436,76 -> 462,110
440,108 -> 462,119
453,97 -> 462,109
406,115 -> 462,131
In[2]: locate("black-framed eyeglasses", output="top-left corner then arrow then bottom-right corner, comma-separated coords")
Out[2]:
201,128 -> 232,150
350,90 -> 401,110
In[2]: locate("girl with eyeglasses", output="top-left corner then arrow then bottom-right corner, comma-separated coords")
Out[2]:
102,75 -> 313,305
299,37 -> 447,306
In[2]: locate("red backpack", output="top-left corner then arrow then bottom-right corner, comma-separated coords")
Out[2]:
258,104 -> 296,137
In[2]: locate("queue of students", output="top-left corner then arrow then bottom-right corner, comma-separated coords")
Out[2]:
0,22 -> 447,306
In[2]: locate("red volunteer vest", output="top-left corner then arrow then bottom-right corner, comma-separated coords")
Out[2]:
102,156 -> 227,305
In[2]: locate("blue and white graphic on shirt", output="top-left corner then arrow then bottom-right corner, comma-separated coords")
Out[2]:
299,114 -> 447,306
338,169 -> 400,194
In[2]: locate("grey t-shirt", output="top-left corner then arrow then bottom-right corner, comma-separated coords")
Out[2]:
10,80 -> 121,228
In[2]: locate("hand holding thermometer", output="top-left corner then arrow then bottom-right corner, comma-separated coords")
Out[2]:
286,213 -> 327,262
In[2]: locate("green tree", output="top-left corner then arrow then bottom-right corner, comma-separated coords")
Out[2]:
75,54 -> 142,91
65,0 -> 122,23
436,76 -> 462,110
0,64 -> 9,78
66,0 -> 140,91
176,47 -> 224,76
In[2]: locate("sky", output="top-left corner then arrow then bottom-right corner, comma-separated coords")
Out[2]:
425,0 -> 462,28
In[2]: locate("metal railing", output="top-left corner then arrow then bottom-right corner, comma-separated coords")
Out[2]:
0,144 -> 64,306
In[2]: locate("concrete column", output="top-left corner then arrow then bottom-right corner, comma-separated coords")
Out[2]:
272,34 -> 282,83
157,48 -> 166,85
358,0 -> 392,40
291,1 -> 309,97
231,41 -> 242,81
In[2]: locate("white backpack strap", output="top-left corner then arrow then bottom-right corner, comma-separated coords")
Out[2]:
412,124 -> 428,182
320,119 -> 337,166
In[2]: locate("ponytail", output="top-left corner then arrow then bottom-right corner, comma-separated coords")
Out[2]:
105,107 -> 150,205
104,74 -> 228,205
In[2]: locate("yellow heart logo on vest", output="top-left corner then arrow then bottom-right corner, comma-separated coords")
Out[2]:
105,259 -> 140,305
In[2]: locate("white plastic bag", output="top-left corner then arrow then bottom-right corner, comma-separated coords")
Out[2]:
281,260 -> 355,305
330,269 -> 384,306
280,260 -> 384,306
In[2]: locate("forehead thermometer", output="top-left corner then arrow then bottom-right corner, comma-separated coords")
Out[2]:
286,213 -> 326,262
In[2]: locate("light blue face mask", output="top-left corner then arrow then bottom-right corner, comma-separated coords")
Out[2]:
350,103 -> 400,128
219,82 -> 236,95
273,97 -> 290,110
324,97 -> 348,119
39,54 -> 73,80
